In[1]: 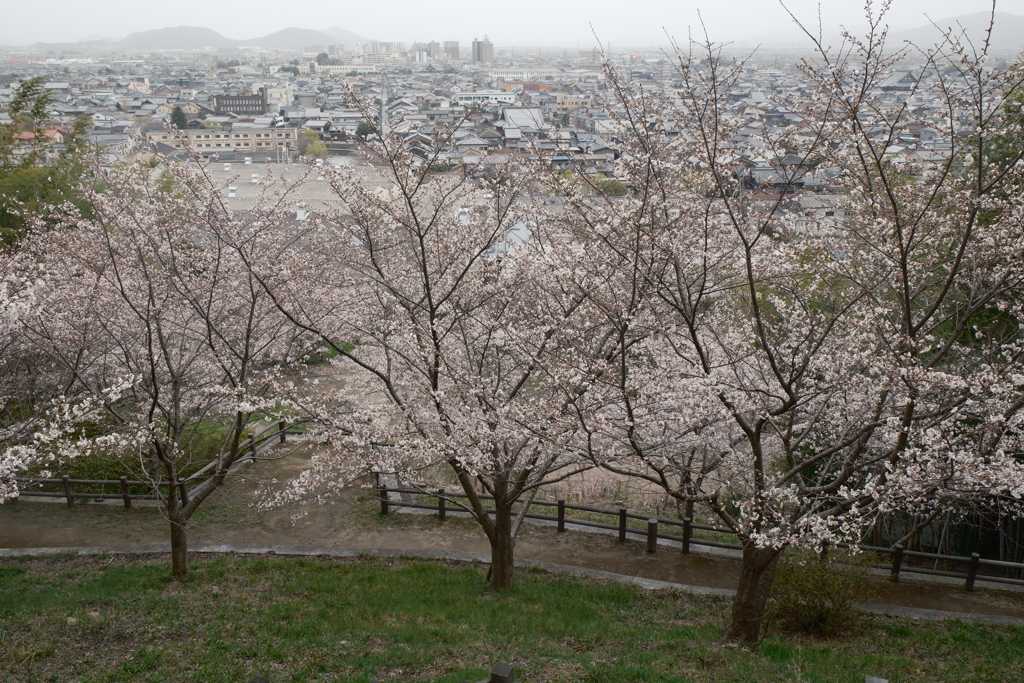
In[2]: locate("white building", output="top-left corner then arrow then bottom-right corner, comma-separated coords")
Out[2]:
453,90 -> 517,105
489,69 -> 538,81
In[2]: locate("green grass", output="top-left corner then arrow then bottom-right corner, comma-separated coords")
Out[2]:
305,343 -> 356,365
1,554 -> 1022,682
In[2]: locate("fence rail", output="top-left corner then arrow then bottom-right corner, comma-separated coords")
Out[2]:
14,420 -> 303,509
378,484 -> 1024,591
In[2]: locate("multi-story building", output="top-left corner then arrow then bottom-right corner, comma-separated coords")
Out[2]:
313,63 -> 352,74
453,90 -> 516,105
366,41 -> 405,54
213,88 -> 269,115
263,83 -> 293,111
443,41 -> 460,61
360,52 -> 406,67
555,92 -> 593,115
490,68 -> 539,81
146,125 -> 297,157
472,36 -> 494,64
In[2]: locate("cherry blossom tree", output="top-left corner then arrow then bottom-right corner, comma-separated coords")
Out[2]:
561,7 -> 1024,643
0,252 -> 64,502
250,122 -> 598,589
2,155 -> 298,578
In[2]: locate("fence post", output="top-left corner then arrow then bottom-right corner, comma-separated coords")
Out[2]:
618,508 -> 627,542
557,499 -> 565,532
890,543 -> 904,581
120,476 -> 132,509
682,517 -> 692,555
379,483 -> 389,515
179,482 -> 189,507
965,552 -> 981,591
438,489 -> 446,521
279,421 -> 287,444
646,518 -> 658,554
62,475 -> 74,508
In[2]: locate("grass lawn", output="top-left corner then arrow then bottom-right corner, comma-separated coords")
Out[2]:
1,554 -> 1021,682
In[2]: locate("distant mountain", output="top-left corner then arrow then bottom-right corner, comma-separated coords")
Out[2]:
118,26 -> 235,50
322,26 -> 369,46
245,28 -> 337,50
64,25 -> 371,52
889,12 -> 1024,52
31,39 -> 116,52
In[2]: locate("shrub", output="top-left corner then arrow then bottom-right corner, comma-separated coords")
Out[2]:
769,548 -> 871,636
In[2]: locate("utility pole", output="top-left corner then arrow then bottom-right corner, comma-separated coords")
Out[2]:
379,69 -> 390,137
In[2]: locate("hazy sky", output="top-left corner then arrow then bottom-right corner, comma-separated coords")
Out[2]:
1,0 -> 1021,47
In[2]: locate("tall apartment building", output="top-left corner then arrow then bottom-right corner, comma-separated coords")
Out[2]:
472,36 -> 494,64
443,40 -> 460,61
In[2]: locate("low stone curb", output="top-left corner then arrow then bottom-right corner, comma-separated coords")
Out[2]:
3,543 -> 1024,625
856,603 -> 1024,625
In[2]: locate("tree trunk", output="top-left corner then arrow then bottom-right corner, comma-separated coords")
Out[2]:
170,515 -> 189,580
488,505 -> 515,590
722,544 -> 782,645
873,514 -> 884,547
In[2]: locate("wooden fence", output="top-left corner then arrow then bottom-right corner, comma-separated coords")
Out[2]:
14,420 -> 302,509
378,484 -> 1024,592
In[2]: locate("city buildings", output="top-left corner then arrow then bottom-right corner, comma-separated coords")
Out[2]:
472,37 -> 494,64
0,30 -> 965,190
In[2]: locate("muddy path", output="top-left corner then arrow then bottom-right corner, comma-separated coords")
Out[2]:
1,439 -> 741,590
4,439 -> 1024,620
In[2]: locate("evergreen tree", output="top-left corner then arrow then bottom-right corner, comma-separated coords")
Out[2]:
0,77 -> 93,246
170,106 -> 189,130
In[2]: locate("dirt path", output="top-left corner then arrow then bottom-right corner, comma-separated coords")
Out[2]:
4,441 -> 1024,620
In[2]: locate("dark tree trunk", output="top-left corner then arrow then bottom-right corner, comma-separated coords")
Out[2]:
488,504 -> 515,590
722,544 -> 782,645
170,514 -> 189,579
873,515 -> 884,547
